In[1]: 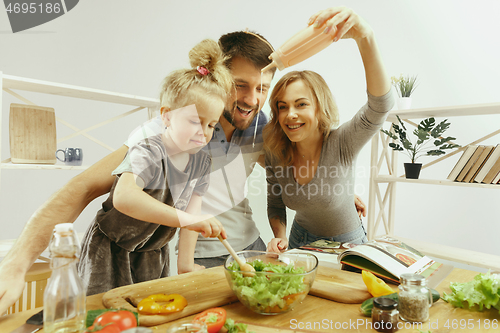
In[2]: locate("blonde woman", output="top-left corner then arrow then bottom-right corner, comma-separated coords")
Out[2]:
264,7 -> 393,253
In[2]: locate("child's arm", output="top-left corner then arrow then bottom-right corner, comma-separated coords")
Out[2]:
113,172 -> 225,238
177,194 -> 205,274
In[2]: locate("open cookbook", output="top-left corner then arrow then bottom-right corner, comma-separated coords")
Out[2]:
298,236 -> 453,285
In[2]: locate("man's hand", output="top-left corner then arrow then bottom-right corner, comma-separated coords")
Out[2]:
0,265 -> 28,314
178,263 -> 205,275
267,237 -> 288,253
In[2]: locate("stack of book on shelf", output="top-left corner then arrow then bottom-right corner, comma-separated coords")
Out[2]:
447,144 -> 500,184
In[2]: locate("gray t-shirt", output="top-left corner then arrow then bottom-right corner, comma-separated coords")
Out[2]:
114,133 -> 210,211
266,90 -> 394,237
194,112 -> 267,257
78,133 -> 210,295
123,113 -> 268,258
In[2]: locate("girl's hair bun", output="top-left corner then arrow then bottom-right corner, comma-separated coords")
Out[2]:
189,39 -> 224,74
160,39 -> 233,109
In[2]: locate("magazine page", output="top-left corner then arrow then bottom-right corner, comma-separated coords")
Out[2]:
298,239 -> 357,254
297,236 -> 450,286
337,244 -> 411,278
337,236 -> 441,280
365,236 -> 441,278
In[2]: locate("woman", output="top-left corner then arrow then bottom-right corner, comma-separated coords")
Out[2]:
264,7 -> 393,252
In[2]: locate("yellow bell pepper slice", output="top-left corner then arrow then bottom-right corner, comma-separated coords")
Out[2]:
137,293 -> 188,315
361,270 -> 395,297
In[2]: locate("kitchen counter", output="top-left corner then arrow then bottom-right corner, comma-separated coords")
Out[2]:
2,266 -> 499,332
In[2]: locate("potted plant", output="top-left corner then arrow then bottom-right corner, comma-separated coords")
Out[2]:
381,116 -> 460,179
391,74 -> 418,110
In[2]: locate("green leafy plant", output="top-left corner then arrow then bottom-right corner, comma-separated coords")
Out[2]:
381,116 -> 460,163
391,74 -> 418,97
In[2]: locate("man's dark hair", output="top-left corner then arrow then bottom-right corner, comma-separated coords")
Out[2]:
218,31 -> 276,75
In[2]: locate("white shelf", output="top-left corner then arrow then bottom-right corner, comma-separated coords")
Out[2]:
387,102 -> 500,122
0,71 -> 157,192
3,74 -> 159,107
0,162 -> 88,170
374,175 -> 499,189
367,101 -> 500,271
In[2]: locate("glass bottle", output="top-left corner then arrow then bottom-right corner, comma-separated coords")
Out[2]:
398,273 -> 432,323
372,297 -> 399,333
43,223 -> 86,333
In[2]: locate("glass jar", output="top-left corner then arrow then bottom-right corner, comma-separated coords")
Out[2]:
372,297 -> 399,332
398,273 -> 432,323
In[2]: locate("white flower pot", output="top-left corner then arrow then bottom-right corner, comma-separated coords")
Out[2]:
397,97 -> 412,110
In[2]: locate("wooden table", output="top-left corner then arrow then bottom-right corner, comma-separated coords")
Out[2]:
2,267 -> 499,333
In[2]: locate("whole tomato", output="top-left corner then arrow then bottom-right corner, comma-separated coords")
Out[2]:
93,310 -> 137,331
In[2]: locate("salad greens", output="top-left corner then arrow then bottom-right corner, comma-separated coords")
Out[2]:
443,272 -> 500,313
227,260 -> 307,313
224,318 -> 254,333
206,313 -> 218,323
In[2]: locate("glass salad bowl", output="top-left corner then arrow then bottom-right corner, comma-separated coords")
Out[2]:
224,250 -> 318,315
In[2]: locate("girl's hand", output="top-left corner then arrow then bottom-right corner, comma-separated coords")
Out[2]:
308,6 -> 373,42
267,238 -> 288,253
184,214 -> 227,239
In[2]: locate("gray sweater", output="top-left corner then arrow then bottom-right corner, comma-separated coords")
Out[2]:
266,90 -> 394,237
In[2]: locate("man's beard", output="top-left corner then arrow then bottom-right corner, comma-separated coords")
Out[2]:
222,104 -> 258,131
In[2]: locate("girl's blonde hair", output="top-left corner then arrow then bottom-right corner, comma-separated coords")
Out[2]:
160,39 -> 233,110
263,70 -> 339,166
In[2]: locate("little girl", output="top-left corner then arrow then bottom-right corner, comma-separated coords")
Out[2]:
78,39 -> 233,295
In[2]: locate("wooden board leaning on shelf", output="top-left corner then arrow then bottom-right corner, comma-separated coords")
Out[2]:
9,104 -> 56,164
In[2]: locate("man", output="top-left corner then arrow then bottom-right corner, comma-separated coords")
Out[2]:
0,30 -> 365,314
189,31 -> 276,269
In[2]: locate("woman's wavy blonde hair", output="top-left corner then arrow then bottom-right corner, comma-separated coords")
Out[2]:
160,39 -> 233,110
263,70 -> 339,166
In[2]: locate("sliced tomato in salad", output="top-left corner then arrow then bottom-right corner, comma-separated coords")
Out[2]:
193,307 -> 226,333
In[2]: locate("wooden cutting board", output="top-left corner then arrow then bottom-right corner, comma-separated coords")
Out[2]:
310,266 -> 375,304
9,103 -> 57,164
102,267 -> 237,327
102,266 -> 374,327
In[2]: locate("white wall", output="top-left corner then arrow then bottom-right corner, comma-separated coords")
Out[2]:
1,1 -> 499,271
